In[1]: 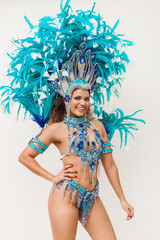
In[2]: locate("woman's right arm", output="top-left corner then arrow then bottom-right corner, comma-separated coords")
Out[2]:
18,124 -> 75,183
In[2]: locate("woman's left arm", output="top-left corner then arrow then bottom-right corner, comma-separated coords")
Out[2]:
101,152 -> 125,201
98,121 -> 134,220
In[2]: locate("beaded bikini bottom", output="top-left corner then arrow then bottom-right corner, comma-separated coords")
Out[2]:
55,179 -> 99,225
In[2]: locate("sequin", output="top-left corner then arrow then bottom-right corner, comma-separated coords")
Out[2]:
69,122 -> 74,127
64,116 -> 104,185
56,179 -> 99,225
85,122 -> 90,127
86,193 -> 92,201
57,71 -> 62,78
53,83 -> 58,89
95,132 -> 100,138
80,42 -> 86,49
95,137 -> 99,143
79,133 -> 84,139
76,50 -> 81,57
80,56 -> 85,64
73,131 -> 78,136
81,34 -> 87,42
66,62 -> 71,69
81,190 -> 87,196
70,136 -> 77,149
91,141 -> 96,147
75,183 -> 80,190
81,156 -> 87,161
86,50 -> 91,57
90,162 -> 95,170
90,148 -> 95,155
82,129 -> 87,135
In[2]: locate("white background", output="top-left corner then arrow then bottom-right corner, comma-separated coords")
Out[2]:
0,0 -> 159,239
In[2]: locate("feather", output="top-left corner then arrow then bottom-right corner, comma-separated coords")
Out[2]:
0,0 -> 142,142
99,109 -> 146,148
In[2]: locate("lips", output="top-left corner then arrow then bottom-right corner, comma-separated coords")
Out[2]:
76,107 -> 85,111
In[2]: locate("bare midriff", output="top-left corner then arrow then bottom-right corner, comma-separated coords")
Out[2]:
62,153 -> 98,191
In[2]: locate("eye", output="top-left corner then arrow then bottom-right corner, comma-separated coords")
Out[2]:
85,97 -> 90,101
74,96 -> 81,100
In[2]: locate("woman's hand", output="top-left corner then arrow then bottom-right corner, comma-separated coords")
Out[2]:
120,199 -> 134,221
52,164 -> 77,184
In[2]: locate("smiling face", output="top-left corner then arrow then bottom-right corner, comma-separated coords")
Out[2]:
70,89 -> 90,118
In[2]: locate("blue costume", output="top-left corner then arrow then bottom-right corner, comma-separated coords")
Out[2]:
29,115 -> 113,225
0,0 -> 145,226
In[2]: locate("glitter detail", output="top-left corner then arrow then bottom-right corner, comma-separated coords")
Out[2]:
56,179 -> 99,225
64,117 -> 104,185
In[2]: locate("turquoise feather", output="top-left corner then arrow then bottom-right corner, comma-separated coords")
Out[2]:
99,109 -> 146,148
0,0 -> 145,146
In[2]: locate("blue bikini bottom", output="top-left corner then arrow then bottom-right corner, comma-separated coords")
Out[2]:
55,179 -> 99,225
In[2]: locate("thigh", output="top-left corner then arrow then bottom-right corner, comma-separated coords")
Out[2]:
79,197 -> 117,240
48,186 -> 79,240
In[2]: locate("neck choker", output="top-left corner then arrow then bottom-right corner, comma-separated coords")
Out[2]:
64,116 -> 86,123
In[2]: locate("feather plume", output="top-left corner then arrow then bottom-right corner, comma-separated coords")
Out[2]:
99,109 -> 146,148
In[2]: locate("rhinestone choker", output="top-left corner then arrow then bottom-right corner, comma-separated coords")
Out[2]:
64,116 -> 86,123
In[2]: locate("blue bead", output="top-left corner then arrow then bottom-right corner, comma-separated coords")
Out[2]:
95,132 -> 100,138
86,193 -> 92,201
76,50 -> 81,57
91,141 -> 96,147
80,56 -> 85,64
53,83 -> 58,89
73,131 -> 78,136
81,190 -> 87,196
95,137 -> 99,143
81,156 -> 87,162
79,133 -> 84,139
85,121 -> 90,127
90,162 -> 95,170
90,148 -> 95,155
82,129 -> 87,135
79,123 -> 83,128
75,183 -> 80,190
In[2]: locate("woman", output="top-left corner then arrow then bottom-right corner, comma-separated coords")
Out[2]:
0,1 -> 143,239
18,87 -> 134,240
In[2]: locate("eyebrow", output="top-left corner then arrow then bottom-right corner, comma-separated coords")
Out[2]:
74,95 -> 89,98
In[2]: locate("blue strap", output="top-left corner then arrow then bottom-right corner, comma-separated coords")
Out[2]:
102,148 -> 113,154
28,142 -> 44,154
102,141 -> 113,154
103,142 -> 112,147
33,138 -> 48,150
28,137 -> 48,154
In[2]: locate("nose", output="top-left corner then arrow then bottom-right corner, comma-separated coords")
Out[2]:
79,99 -> 85,105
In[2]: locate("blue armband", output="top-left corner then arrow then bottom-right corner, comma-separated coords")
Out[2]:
28,131 -> 48,154
102,141 -> 113,154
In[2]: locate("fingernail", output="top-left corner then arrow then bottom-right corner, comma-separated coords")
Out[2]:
75,171 -> 78,173
74,175 -> 77,178
71,164 -> 74,166
70,179 -> 73,181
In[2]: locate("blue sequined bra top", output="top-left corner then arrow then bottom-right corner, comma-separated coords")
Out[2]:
28,116 -> 113,185
62,116 -> 113,184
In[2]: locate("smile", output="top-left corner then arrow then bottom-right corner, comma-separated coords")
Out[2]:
76,107 -> 85,111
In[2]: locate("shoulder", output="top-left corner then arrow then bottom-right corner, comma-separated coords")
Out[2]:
90,119 -> 108,141
38,121 -> 66,144
90,119 -> 106,135
45,121 -> 64,131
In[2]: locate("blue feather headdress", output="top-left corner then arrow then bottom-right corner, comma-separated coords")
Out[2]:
0,0 -> 145,147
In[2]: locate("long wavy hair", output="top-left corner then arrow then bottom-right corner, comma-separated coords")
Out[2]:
47,90 -> 93,124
